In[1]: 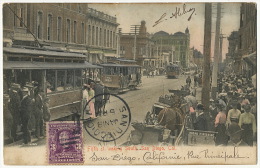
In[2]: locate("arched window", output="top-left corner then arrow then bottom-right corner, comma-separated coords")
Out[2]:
57,17 -> 62,41
47,14 -> 53,40
66,19 -> 71,43
37,11 -> 43,39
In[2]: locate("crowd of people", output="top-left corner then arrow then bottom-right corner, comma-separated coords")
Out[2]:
186,72 -> 257,147
4,82 -> 50,145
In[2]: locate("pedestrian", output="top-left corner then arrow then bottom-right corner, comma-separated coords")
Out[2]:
92,81 -> 104,117
9,83 -> 22,141
43,97 -> 51,122
226,123 -> 248,147
239,104 -> 256,146
226,100 -> 241,125
193,104 -> 208,131
3,94 -> 13,142
82,84 -> 89,114
20,87 -> 33,145
193,75 -> 197,87
88,83 -> 96,119
214,104 -> 228,146
186,76 -> 191,87
34,86 -> 44,139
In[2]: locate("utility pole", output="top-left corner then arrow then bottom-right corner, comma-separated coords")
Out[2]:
219,32 -> 226,69
117,28 -> 122,58
211,3 -> 222,100
130,25 -> 140,61
201,3 -> 212,111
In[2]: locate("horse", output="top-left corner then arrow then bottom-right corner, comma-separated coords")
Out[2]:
157,107 -> 185,136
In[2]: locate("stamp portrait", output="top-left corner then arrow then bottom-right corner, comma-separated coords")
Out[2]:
47,121 -> 84,164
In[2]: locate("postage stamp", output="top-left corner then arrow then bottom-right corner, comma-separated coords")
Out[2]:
47,121 -> 84,164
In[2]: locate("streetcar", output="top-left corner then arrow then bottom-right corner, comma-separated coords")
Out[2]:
166,64 -> 181,78
99,60 -> 142,93
3,46 -> 101,121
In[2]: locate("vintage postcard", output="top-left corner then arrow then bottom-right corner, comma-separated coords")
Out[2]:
1,0 -> 258,166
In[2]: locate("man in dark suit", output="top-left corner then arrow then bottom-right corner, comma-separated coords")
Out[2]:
20,87 -> 33,144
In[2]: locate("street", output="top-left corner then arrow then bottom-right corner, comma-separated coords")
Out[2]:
84,75 -> 187,146
6,75 -> 188,147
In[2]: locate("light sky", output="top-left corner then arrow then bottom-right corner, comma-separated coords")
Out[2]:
88,3 -> 241,59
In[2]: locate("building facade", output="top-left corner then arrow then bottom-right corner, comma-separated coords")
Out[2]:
119,21 -> 154,67
151,28 -> 190,69
3,3 -> 119,64
237,3 -> 257,76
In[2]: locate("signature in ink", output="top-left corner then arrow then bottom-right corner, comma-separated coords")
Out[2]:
153,4 -> 196,27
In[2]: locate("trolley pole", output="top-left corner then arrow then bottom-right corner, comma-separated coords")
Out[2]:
201,3 -> 212,111
211,3 -> 222,100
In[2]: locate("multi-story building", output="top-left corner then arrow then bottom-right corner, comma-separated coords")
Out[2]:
226,31 -> 239,62
151,28 -> 190,69
119,21 -> 154,67
237,3 -> 257,76
3,3 -> 119,64
86,7 -> 119,63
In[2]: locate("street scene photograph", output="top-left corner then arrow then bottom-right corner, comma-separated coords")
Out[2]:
1,1 -> 258,166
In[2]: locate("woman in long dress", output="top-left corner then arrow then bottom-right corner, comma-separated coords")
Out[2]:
88,84 -> 96,119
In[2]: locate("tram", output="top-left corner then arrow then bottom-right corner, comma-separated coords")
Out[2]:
166,64 -> 181,78
3,46 -> 101,121
99,59 -> 142,93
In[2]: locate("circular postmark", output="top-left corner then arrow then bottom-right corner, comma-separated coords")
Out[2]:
83,93 -> 131,142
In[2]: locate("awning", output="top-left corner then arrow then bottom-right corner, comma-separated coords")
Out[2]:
88,49 -> 103,54
242,52 -> 256,67
104,53 -> 117,57
3,61 -> 102,69
99,63 -> 141,68
3,47 -> 87,58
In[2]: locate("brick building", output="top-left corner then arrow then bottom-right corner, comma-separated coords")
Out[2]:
119,21 -> 154,66
3,3 -> 118,63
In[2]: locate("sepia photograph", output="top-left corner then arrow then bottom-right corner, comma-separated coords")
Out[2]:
1,0 -> 258,166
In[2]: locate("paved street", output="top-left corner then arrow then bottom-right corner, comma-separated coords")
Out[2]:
6,75 -> 188,147
84,75 -> 187,146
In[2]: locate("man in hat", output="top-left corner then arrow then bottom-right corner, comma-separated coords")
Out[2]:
20,87 -> 33,144
9,83 -> 22,141
239,104 -> 256,146
33,85 -> 44,139
227,123 -> 248,146
92,81 -> 104,117
193,104 -> 208,131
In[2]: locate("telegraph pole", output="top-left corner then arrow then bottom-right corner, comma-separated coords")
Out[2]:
130,25 -> 140,61
211,3 -> 222,100
201,3 -> 212,111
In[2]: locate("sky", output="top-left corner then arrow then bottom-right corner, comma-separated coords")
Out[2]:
88,3 -> 241,60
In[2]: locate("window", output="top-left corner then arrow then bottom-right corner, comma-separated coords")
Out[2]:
37,11 -> 43,39
57,70 -> 65,91
57,17 -> 62,41
110,31 -> 112,48
19,8 -> 24,27
104,29 -> 106,47
99,28 -> 102,46
47,14 -> 53,40
81,22 -> 85,43
88,25 -> 91,45
73,21 -> 77,43
96,27 -> 99,46
75,70 -> 82,88
46,70 -> 56,93
66,70 -> 74,90
92,26 -> 95,45
66,19 -> 71,42
107,30 -> 109,47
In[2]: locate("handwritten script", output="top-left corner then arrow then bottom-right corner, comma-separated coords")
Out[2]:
87,146 -> 251,164
153,4 -> 196,27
